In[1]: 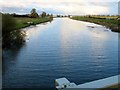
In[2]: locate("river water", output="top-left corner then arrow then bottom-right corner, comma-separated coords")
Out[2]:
3,18 -> 118,89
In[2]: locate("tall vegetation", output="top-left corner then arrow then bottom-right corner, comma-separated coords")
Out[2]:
2,14 -> 26,48
29,8 -> 39,18
41,12 -> 46,17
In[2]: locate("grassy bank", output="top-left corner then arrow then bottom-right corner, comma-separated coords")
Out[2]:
14,17 -> 53,29
71,16 -> 119,32
2,14 -> 53,48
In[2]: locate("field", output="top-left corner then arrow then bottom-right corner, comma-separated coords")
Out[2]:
71,16 -> 119,32
14,17 -> 53,30
90,15 -> 118,19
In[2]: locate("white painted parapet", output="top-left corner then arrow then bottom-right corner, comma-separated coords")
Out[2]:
76,75 -> 119,88
55,75 -> 120,90
55,78 -> 77,90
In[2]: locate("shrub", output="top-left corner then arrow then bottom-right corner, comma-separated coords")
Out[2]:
2,14 -> 26,48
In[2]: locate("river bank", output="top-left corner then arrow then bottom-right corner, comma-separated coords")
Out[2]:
70,16 -> 119,33
14,17 -> 53,30
2,14 -> 53,48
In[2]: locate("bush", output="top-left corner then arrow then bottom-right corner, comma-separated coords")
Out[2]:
2,14 -> 26,48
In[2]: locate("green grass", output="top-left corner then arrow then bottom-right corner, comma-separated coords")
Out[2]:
71,16 -> 119,32
89,15 -> 118,19
14,17 -> 53,30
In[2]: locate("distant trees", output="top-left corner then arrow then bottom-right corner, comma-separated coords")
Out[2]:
41,12 -> 46,17
29,8 -> 39,18
12,13 -> 29,17
57,15 -> 60,17
47,14 -> 50,17
41,12 -> 53,18
50,14 -> 53,18
29,8 -> 53,18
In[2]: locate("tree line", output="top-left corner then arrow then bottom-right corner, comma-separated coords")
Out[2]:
12,8 -> 53,18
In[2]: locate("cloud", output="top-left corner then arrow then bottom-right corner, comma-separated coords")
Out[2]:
0,0 -> 118,15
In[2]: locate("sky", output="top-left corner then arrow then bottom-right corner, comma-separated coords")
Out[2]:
0,0 -> 119,15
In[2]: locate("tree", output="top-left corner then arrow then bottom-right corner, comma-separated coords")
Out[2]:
29,8 -> 39,18
50,14 -> 53,18
57,15 -> 60,17
47,14 -> 50,17
41,12 -> 46,17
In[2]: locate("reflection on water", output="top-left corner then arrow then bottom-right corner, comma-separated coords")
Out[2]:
3,18 -> 118,89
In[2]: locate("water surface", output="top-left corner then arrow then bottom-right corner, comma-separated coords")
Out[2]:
3,18 -> 118,89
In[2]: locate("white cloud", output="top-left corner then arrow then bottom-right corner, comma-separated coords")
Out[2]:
0,0 -> 118,15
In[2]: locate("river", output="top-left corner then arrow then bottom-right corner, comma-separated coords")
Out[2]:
3,18 -> 119,89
